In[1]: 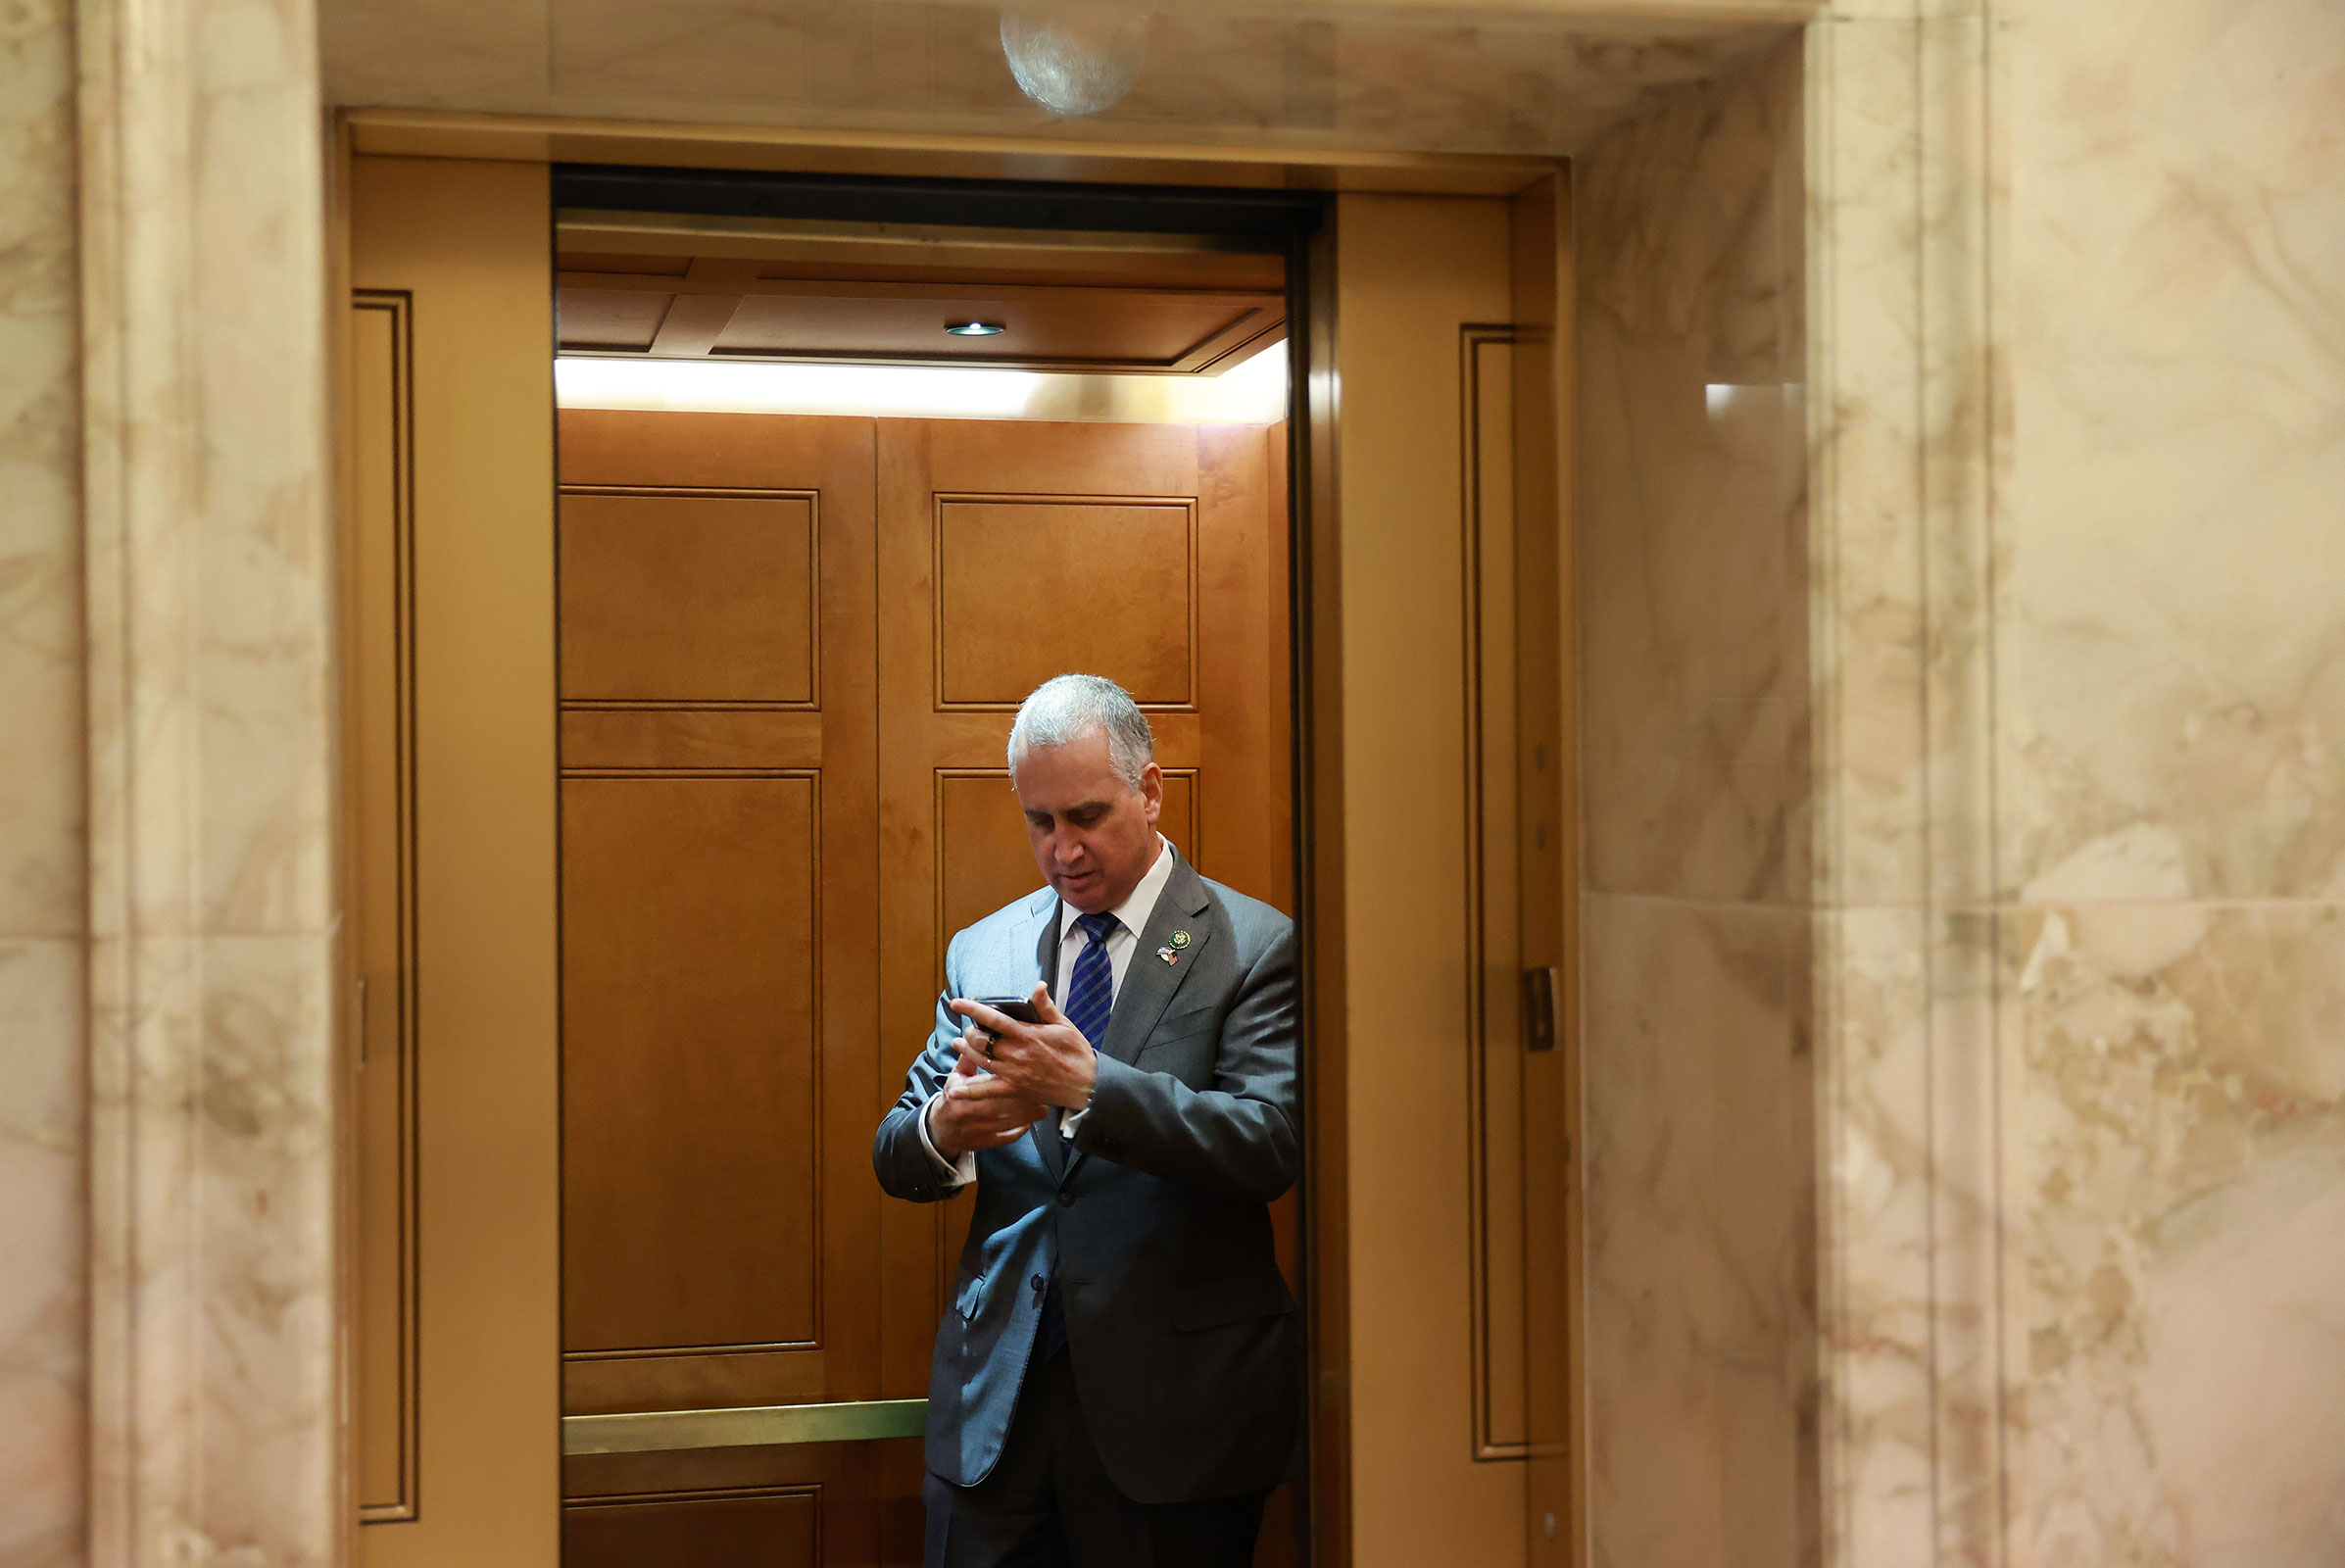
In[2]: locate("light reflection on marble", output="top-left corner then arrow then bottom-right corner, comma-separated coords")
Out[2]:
322,0 -> 1791,156
0,0 -> 86,1559
1576,35 -> 1811,906
1574,33 -> 1820,1568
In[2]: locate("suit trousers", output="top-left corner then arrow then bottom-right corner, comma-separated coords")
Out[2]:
922,1348 -> 1267,1568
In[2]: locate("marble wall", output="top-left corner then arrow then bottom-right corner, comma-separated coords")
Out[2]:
1579,4 -> 2345,1566
0,0 -> 87,1563
75,0 -> 343,1561
1801,0 -> 2345,1564
1995,0 -> 2345,1561
3,0 -> 2340,1563
1573,35 -> 1818,1568
1804,5 -> 2006,1564
318,0 -> 1785,159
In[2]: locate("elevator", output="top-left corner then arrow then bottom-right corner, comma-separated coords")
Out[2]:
342,147 -> 1574,1568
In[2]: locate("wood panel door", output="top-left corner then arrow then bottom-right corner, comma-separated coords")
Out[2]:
872,417 -> 1296,1562
553,410 -> 903,1561
552,409 -> 1291,1565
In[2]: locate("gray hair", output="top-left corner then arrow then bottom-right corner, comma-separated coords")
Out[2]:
1007,673 -> 1154,790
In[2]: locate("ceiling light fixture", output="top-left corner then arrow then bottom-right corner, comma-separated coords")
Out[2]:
946,320 -> 1008,336
1001,6 -> 1150,117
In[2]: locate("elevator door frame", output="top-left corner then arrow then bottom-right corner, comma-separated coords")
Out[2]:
334,117 -> 1583,1568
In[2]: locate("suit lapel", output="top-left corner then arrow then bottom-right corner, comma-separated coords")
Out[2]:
1029,889 -> 1060,982
1098,854 -> 1215,1066
1026,891 -> 1066,1179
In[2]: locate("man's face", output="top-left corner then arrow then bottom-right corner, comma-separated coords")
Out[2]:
1012,727 -> 1163,914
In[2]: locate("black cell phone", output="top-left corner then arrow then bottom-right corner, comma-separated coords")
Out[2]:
969,996 -> 1043,1028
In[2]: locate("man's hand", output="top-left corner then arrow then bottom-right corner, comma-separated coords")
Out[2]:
927,1042 -> 1050,1160
951,983 -> 1099,1113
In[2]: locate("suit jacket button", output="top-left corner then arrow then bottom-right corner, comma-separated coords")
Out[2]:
1056,1191 -> 1075,1206
1030,1274 -> 1046,1294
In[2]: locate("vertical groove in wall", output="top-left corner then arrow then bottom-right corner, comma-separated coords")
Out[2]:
352,287 -> 422,1524
1461,324 -> 1543,1465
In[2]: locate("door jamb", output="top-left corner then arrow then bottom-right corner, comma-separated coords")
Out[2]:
331,108 -> 1576,1568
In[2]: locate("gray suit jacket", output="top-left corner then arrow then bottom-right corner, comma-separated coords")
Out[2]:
872,850 -> 1303,1504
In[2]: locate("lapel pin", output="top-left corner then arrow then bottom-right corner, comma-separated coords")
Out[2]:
1169,930 -> 1192,950
1156,946 -> 1179,965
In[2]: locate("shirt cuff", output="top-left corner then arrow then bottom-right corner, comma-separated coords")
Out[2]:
1060,1106 -> 1090,1139
918,1093 -> 977,1187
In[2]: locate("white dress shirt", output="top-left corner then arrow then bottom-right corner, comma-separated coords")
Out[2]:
917,836 -> 1176,1186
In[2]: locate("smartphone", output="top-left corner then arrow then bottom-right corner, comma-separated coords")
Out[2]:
968,996 -> 1043,1028
962,996 -> 1041,1074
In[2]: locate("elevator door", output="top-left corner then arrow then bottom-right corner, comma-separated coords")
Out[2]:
553,408 -> 1294,1565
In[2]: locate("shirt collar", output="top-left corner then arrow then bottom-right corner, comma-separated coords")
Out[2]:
1060,835 -> 1174,944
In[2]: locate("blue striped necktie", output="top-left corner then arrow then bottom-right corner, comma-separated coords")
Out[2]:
1061,911 -> 1119,1046
1038,910 -> 1118,1360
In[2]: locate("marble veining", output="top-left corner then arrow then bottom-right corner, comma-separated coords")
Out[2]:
3,0 -> 2336,1564
1996,0 -> 2345,904
0,0 -> 87,1560
76,0 -> 342,1561
0,942 -> 84,1567
2011,901 -> 2345,1566
1573,34 -> 1821,1568
1582,895 -> 1817,1568
1576,36 -> 1812,906
321,0 -> 1792,158
1802,9 -> 2007,1568
1989,2 -> 2345,1562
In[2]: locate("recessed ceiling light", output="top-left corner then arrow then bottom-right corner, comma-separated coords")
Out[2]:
946,320 -> 1007,337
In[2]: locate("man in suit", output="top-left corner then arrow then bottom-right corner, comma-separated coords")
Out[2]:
873,672 -> 1302,1568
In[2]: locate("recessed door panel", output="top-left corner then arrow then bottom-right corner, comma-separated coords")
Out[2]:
562,773 -> 820,1354
560,492 -> 817,704
562,1491 -> 818,1568
934,498 -> 1197,707
553,412 -> 883,1524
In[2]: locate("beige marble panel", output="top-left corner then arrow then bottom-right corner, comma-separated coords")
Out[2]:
1582,894 -> 1817,1568
1814,901 -> 2004,1568
76,0 -> 341,1561
0,0 -> 85,1561
0,941 -> 84,1568
1802,12 -> 2008,1568
2009,900 -> 2345,1567
1814,905 -> 1935,1564
1576,36 -> 1812,905
1995,0 -> 2345,902
322,0 -> 1789,157
0,0 -> 83,942
1805,9 -> 1997,914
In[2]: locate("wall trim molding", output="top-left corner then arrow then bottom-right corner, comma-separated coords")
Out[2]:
77,0 -> 342,1559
